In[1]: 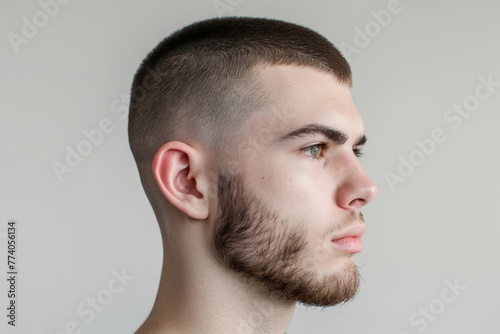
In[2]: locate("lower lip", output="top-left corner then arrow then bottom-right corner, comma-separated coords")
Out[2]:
332,237 -> 363,253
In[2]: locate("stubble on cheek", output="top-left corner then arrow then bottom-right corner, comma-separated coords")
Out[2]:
212,172 -> 307,286
211,172 -> 360,306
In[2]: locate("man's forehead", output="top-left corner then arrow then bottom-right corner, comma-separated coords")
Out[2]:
253,64 -> 352,100
243,65 -> 365,143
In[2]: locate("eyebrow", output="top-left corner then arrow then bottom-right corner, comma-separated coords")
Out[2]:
277,123 -> 367,147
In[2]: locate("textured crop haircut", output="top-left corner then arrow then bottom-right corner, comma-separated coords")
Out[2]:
128,16 -> 351,211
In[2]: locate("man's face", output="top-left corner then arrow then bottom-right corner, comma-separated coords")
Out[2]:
211,65 -> 377,306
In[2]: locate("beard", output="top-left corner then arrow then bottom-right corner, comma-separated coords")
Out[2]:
211,171 -> 360,307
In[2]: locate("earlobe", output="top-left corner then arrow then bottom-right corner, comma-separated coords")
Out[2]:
152,141 -> 209,220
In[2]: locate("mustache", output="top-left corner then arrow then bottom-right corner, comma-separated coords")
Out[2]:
323,212 -> 365,240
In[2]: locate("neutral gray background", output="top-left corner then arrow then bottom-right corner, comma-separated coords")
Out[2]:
1,0 -> 499,333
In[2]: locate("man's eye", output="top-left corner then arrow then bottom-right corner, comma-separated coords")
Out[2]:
302,143 -> 327,160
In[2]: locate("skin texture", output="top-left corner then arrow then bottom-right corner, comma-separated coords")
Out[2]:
212,172 -> 363,307
135,65 -> 377,334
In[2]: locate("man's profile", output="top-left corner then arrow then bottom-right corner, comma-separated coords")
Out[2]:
129,16 -> 377,334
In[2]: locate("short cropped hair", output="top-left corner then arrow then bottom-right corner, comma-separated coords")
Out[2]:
128,17 -> 351,210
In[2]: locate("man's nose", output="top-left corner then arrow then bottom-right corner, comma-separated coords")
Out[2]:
335,155 -> 377,211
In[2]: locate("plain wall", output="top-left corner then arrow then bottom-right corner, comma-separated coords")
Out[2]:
1,0 -> 499,333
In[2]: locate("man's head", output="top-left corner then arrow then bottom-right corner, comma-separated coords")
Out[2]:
128,17 -> 376,307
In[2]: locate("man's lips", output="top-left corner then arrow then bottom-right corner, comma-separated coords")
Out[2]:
331,224 -> 365,253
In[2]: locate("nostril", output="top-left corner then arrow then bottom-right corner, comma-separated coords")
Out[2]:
348,198 -> 366,209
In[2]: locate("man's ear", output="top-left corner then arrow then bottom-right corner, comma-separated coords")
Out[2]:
152,141 -> 210,220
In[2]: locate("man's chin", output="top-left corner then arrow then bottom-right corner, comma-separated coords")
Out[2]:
287,261 -> 360,307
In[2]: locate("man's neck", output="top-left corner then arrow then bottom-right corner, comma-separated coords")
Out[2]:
135,238 -> 296,334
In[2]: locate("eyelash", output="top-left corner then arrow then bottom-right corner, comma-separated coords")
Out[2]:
354,148 -> 364,158
301,143 -> 364,160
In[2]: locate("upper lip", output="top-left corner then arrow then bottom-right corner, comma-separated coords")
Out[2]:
331,224 -> 366,241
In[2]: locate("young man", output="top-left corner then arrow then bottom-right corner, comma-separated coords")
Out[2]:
129,17 -> 377,334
